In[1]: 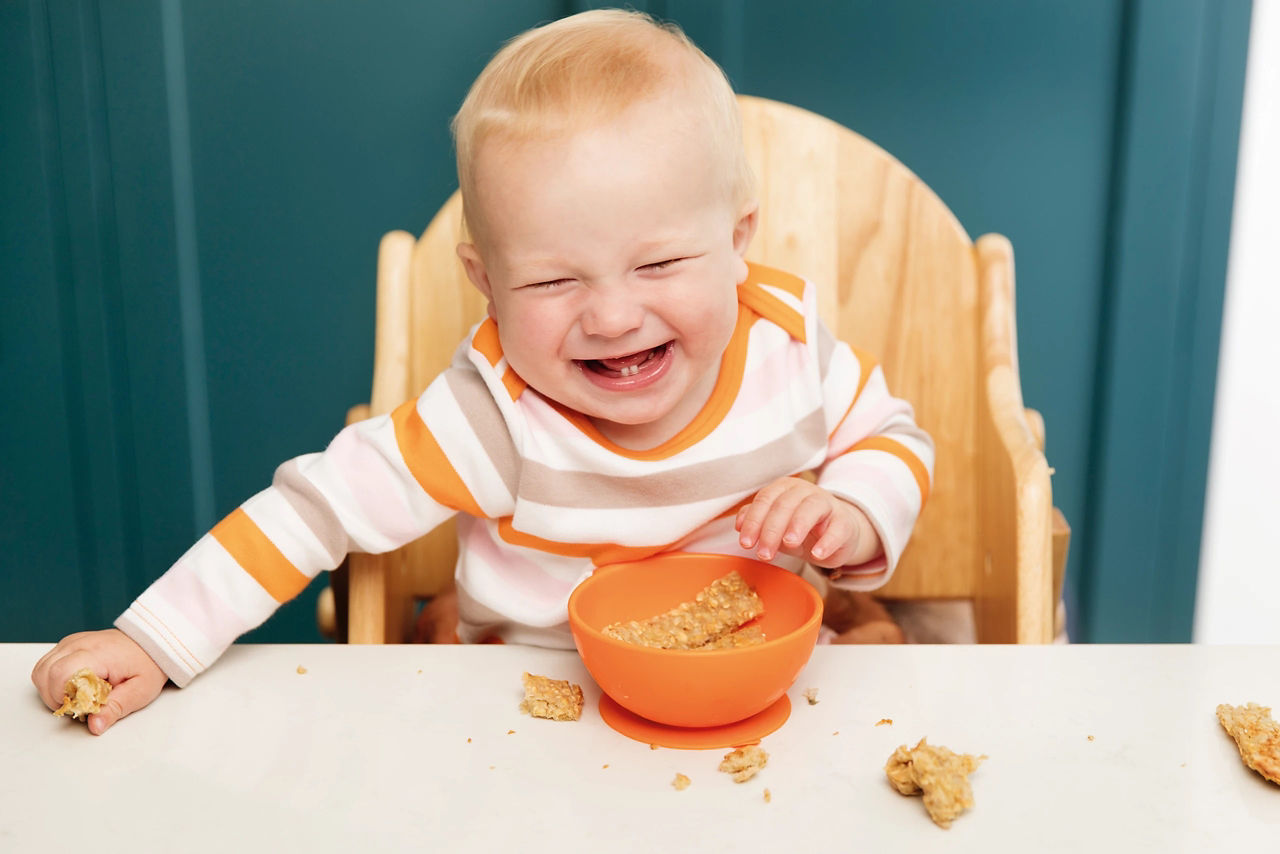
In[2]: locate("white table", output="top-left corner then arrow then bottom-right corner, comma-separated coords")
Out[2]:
3,643 -> 1278,852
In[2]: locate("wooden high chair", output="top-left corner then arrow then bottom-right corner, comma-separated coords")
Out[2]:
318,95 -> 1070,645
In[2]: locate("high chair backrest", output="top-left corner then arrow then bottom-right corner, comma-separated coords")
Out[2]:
351,95 -> 1055,644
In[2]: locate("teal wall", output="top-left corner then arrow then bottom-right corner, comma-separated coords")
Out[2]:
1,0 -> 1251,643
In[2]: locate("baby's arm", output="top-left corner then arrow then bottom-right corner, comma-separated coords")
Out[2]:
33,368 -> 502,730
31,629 -> 166,735
739,324 -> 933,586
810,349 -> 934,589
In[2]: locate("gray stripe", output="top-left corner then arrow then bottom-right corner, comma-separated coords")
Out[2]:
273,458 -> 350,566
444,368 -> 521,497
518,407 -> 829,508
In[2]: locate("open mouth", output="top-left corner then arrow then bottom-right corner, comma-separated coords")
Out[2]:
576,341 -> 674,387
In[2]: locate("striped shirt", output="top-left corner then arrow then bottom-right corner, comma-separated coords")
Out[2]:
116,263 -> 933,687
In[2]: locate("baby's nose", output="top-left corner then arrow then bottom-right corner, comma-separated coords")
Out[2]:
580,287 -> 644,339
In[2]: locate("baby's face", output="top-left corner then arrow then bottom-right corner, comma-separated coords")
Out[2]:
459,97 -> 756,448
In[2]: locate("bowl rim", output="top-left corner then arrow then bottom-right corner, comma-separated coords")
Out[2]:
566,553 -> 824,657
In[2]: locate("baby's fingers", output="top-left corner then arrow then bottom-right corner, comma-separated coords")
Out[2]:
86,674 -> 164,736
741,485 -> 815,561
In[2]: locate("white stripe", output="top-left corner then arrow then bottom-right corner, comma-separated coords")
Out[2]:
511,495 -> 751,548
758,281 -> 805,316
241,490 -> 332,580
420,380 -> 514,514
190,536 -> 286,627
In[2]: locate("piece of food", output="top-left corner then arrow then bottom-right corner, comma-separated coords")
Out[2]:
885,737 -> 985,828
53,668 -> 111,721
518,672 -> 584,721
671,773 -> 691,791
803,687 -> 819,705
702,625 -> 766,649
1217,702 -> 1280,785
719,745 -> 769,783
603,570 -> 764,650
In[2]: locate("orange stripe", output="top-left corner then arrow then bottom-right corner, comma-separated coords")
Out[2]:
497,517 -> 664,565
496,496 -> 753,566
471,318 -> 504,367
550,303 -> 755,461
471,319 -> 526,400
828,348 -> 879,438
210,508 -> 312,604
390,399 -> 487,517
845,436 -> 931,507
500,367 -> 526,400
745,261 -> 806,301
736,282 -> 806,343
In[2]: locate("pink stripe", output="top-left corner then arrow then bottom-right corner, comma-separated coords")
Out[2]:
836,556 -> 889,576
465,520 -> 575,611
822,452 -> 920,511
726,334 -> 808,419
828,396 -> 905,455
325,425 -> 423,544
151,559 -> 254,645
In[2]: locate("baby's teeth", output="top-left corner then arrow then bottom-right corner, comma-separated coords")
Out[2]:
621,365 -> 638,376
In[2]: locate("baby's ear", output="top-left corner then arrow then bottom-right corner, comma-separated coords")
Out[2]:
733,202 -> 759,257
456,243 -> 496,315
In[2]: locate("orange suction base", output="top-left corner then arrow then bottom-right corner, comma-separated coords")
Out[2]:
598,693 -> 792,749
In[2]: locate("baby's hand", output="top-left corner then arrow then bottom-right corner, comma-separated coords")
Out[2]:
735,477 -> 880,569
32,629 -> 167,735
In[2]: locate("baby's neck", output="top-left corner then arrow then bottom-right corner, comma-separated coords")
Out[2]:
591,363 -> 721,451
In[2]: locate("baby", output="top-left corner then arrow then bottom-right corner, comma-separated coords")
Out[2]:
32,9 -> 933,734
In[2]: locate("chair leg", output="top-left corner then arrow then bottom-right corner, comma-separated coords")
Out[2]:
347,552 -> 388,643
1052,507 -> 1071,641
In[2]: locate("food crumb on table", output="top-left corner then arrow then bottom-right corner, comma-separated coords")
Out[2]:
763,788 -> 772,803
296,665 -> 307,674
803,688 -> 819,705
719,745 -> 768,783
875,718 -> 893,726
672,773 -> 691,791
519,672 -> 584,721
885,737 -> 986,829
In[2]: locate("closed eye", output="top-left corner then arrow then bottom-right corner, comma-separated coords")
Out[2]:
522,278 -> 572,290
640,257 -> 686,272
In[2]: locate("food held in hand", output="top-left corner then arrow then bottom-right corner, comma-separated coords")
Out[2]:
885,737 -> 985,828
603,570 -> 764,650
53,668 -> 111,721
1217,702 -> 1280,785
518,672 -> 584,721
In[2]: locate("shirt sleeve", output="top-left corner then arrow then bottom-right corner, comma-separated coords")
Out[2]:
811,321 -> 935,592
116,366 -> 515,686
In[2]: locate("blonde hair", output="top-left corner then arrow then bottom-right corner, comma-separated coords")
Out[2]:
451,9 -> 754,234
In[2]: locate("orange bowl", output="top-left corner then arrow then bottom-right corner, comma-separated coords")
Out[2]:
568,553 -> 823,728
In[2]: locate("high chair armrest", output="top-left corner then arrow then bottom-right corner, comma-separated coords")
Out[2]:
346,403 -> 371,426
975,234 -> 1055,643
